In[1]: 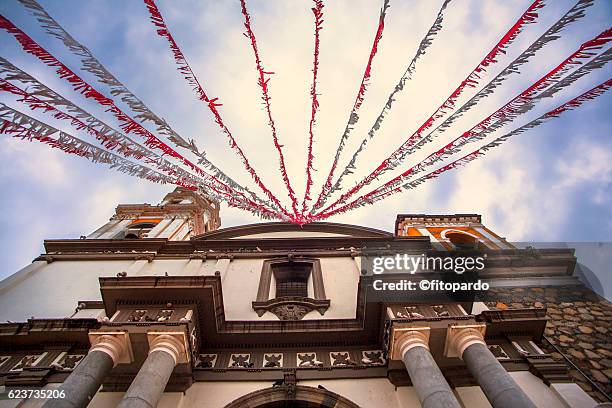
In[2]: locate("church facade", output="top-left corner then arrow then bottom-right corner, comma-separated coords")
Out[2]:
0,188 -> 609,407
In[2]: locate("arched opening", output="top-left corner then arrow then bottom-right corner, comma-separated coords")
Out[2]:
121,221 -> 159,239
442,229 -> 481,250
224,385 -> 361,408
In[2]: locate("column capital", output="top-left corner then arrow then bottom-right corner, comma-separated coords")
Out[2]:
147,331 -> 190,364
88,331 -> 134,366
444,324 -> 486,358
389,325 -> 430,360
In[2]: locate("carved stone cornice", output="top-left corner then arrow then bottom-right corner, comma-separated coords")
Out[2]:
252,297 -> 331,321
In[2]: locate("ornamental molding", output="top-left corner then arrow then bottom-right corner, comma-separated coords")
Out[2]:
147,331 -> 190,364
88,331 -> 133,366
389,325 -> 431,360
444,324 -> 486,358
253,297 -> 330,321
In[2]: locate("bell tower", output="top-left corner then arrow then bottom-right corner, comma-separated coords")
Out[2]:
86,187 -> 220,240
395,213 -> 513,250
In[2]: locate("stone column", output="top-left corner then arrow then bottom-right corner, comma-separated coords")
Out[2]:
445,325 -> 536,408
391,327 -> 461,408
117,332 -> 188,408
43,332 -> 132,408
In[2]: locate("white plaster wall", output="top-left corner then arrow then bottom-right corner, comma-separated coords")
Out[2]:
221,257 -> 360,321
303,257 -> 359,320
510,371 -> 568,408
0,260 -> 133,321
0,259 -> 201,322
221,259 -> 266,320
0,255 -> 360,322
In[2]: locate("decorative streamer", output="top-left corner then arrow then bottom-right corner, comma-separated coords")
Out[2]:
240,0 -> 299,216
320,0 -> 594,213
314,79 -> 612,219
322,29 -> 612,212
326,44 -> 612,215
313,0 -> 542,212
0,57 -> 278,214
142,0 -> 293,220
301,0 -> 325,216
312,0 -> 391,212
18,0 -> 267,207
0,107 -> 178,186
0,80 -> 278,218
0,15 -> 285,219
0,105 -> 282,218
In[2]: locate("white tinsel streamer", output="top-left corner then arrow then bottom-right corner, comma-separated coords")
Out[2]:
17,0 -> 269,209
316,79 -> 611,218
0,105 -> 281,219
0,58 -> 280,215
321,0 -> 595,212
360,48 -> 612,199
312,0 -> 451,212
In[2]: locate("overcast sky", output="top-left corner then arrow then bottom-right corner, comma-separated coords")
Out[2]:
0,0 -> 611,282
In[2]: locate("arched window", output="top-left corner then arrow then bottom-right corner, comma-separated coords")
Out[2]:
446,231 -> 479,250
121,221 -> 159,239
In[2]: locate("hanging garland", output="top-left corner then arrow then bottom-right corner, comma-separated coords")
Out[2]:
314,79 -> 612,219
319,0 -> 593,213
142,0 -> 293,220
312,0 -> 444,213
0,107 -> 177,186
0,105 -> 283,219
0,15 -> 287,220
240,0 -> 299,216
301,0 -> 325,216
315,0 -> 545,213
322,45 -> 612,216
0,57 -> 279,213
312,0 -> 391,212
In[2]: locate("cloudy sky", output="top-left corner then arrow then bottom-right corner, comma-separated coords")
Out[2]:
0,0 -> 611,281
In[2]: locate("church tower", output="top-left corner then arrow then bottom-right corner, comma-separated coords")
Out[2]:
86,187 -> 220,240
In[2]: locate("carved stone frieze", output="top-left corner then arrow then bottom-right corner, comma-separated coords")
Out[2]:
253,297 -> 330,321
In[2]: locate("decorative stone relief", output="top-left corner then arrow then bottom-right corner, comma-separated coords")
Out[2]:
51,353 -> 85,370
229,354 -> 252,368
156,309 -> 173,322
270,303 -> 309,321
432,304 -> 450,317
127,309 -> 147,322
263,353 -> 283,368
330,352 -> 353,366
488,345 -> 510,360
297,352 -> 322,367
10,354 -> 45,372
197,354 -> 218,368
361,350 -> 386,365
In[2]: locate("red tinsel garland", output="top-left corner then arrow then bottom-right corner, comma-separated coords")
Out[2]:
301,0 -> 325,216
312,0 -> 389,212
240,0 -> 299,216
143,0 -> 293,221
318,0 -> 545,212
315,79 -> 612,219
